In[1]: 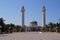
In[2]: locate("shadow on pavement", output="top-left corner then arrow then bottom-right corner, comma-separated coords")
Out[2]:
0,34 -> 8,37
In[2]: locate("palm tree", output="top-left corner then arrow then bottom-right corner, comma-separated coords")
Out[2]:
9,23 -> 15,33
5,23 -> 15,33
56,23 -> 60,32
16,25 -> 21,32
0,18 -> 5,33
48,22 -> 56,32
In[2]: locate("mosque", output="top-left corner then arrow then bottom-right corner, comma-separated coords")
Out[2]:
21,5 -> 46,31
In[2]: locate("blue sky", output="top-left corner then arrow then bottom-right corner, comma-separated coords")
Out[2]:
0,0 -> 60,26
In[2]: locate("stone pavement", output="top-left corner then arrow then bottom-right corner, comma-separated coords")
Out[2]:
0,32 -> 60,40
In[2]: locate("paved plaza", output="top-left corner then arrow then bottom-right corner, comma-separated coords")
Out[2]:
0,32 -> 60,40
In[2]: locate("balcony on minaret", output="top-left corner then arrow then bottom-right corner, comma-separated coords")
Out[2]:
42,5 -> 46,13
21,6 -> 25,13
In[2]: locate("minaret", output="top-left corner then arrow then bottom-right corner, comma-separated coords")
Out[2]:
21,6 -> 25,27
42,5 -> 46,27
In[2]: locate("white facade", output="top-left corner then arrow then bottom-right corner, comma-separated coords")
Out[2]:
42,5 -> 46,27
21,6 -> 25,27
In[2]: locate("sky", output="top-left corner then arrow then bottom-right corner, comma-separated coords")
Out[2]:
0,0 -> 60,26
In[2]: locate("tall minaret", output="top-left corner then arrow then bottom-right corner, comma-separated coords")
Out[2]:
21,6 -> 25,27
42,5 -> 46,27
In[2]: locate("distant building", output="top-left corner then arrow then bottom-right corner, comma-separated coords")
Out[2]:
27,20 -> 41,31
29,20 -> 38,27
